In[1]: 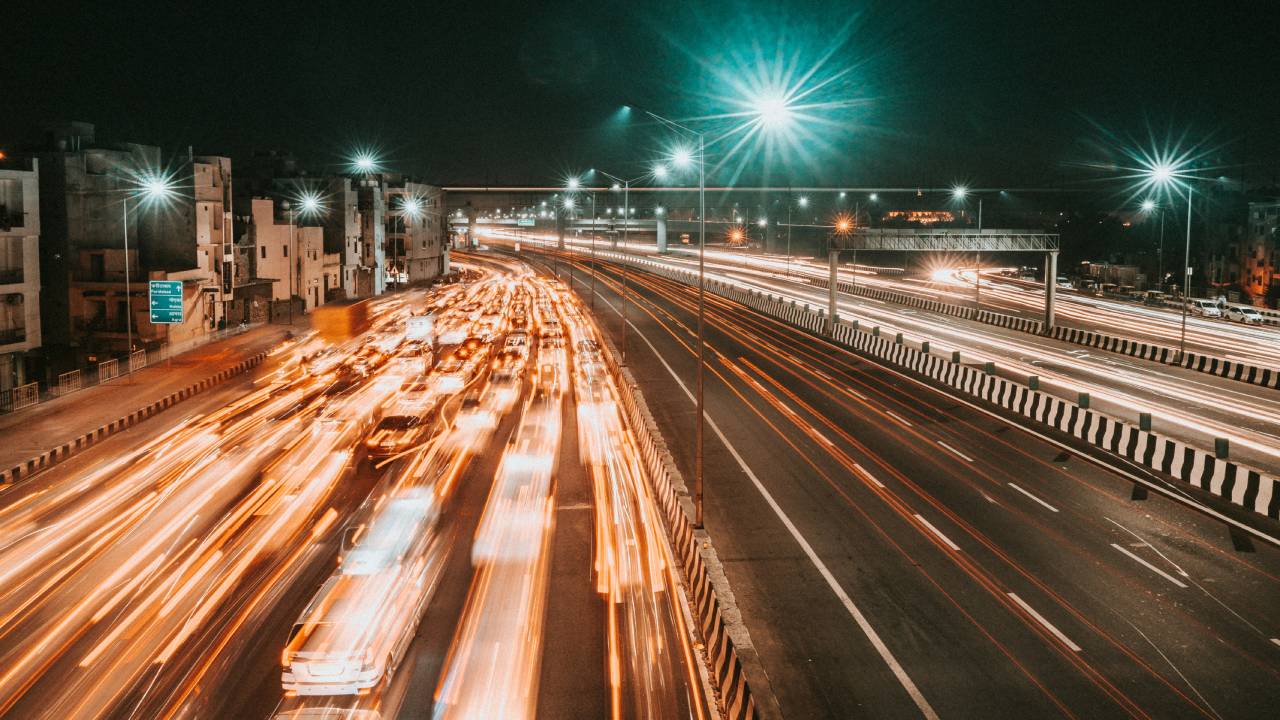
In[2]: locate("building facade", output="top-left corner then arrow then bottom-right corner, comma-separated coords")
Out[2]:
1243,201 -> 1280,305
0,157 -> 41,391
385,179 -> 449,286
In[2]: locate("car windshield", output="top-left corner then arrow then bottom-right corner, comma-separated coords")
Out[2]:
378,416 -> 419,430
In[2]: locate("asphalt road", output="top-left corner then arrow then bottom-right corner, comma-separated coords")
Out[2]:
544,246 -> 1280,719
567,240 -> 1280,476
0,266 -> 701,720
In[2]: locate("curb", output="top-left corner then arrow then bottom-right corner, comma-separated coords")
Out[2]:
0,352 -> 268,486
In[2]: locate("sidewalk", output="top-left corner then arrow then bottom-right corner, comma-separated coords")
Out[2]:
0,318 -> 308,473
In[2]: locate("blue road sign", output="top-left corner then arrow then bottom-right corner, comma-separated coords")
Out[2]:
149,280 -> 184,324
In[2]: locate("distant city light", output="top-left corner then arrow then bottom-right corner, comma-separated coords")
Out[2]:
563,197 -> 575,210
567,177 -> 580,191
653,163 -> 668,180
952,186 -> 968,199
798,196 -> 809,208
610,182 -> 621,192
1141,199 -> 1156,212
655,206 -> 665,216
400,196 -> 423,219
869,193 -> 879,201
756,217 -> 767,227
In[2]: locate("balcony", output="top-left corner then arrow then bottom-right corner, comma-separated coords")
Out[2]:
0,327 -> 25,345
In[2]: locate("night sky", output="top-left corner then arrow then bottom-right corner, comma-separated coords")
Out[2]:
6,0 -> 1277,188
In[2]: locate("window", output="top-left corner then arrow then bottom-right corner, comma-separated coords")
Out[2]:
283,245 -> 288,258
260,246 -> 267,259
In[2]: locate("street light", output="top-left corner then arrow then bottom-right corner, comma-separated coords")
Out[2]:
353,153 -> 378,173
597,167 -> 651,364
121,172 -> 176,369
652,163 -> 668,181
638,107 -> 708,528
1145,163 -> 1196,361
567,176 -> 580,191
1141,199 -> 1166,285
753,93 -> 795,130
396,195 -> 423,291
952,185 -> 986,308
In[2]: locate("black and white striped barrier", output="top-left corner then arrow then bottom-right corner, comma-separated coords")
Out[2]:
0,353 -> 268,486
810,275 -> 1280,392
614,257 -> 1280,522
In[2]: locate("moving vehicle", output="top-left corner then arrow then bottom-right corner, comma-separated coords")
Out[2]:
313,300 -> 371,342
365,414 -> 429,458
1187,299 -> 1221,318
1225,305 -> 1264,324
282,545 -> 437,696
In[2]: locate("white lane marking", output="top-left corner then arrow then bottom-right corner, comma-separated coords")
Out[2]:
1111,543 -> 1189,589
936,440 -> 974,462
1007,483 -> 1060,513
852,462 -> 886,488
1008,592 -> 1082,652
622,304 -> 940,720
913,514 -> 961,552
1272,638 -> 1280,649
886,410 -> 913,427
981,492 -> 1000,505
1103,517 -> 1189,579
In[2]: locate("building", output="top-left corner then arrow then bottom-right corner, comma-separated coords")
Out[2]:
384,179 -> 449,286
1243,201 -> 1280,305
355,176 -> 387,296
322,177 -> 362,300
34,123 -> 228,373
244,197 -> 324,313
0,157 -> 41,391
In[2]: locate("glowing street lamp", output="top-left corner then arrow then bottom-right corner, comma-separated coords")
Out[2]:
1140,199 -> 1156,212
1144,161 -> 1196,360
756,217 -> 767,228
352,152 -> 378,173
566,176 -> 581,191
798,196 -> 809,208
121,172 -> 177,361
672,146 -> 693,169
653,163 -> 668,181
754,93 -> 794,131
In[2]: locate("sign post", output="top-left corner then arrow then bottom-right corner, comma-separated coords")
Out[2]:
149,280 -> 184,324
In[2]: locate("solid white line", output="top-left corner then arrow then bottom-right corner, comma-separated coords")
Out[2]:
1008,592 -> 1082,652
1007,483 -> 1060,513
936,440 -> 974,462
913,513 -> 961,552
1271,638 -> 1280,649
1111,543 -> 1189,589
886,410 -> 913,427
622,302 -> 940,720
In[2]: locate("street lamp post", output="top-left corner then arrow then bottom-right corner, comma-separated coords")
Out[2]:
643,110 -> 706,528
597,170 -> 646,364
1144,163 -> 1197,362
953,187 -> 984,309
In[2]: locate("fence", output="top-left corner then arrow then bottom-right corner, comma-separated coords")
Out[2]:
0,382 -> 38,413
0,324 -> 255,415
98,358 -> 120,384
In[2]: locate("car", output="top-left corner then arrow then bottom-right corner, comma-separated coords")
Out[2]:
365,414 -> 429,458
489,369 -> 521,414
455,390 -> 497,432
1225,306 -> 1264,324
1187,299 -> 1221,318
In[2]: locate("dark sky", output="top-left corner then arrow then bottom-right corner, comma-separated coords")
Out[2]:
5,0 -> 1277,188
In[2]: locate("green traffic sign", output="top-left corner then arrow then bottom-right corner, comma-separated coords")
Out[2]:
149,280 -> 184,324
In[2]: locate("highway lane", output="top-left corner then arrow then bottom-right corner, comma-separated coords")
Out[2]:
0,260 -> 708,720
535,245 -> 1280,719
535,235 -> 1280,476
723,249 -> 1280,367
